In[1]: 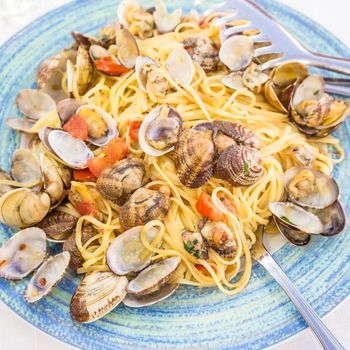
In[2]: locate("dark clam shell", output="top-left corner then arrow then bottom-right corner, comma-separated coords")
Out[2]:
217,144 -> 263,187
119,188 -> 170,229
174,129 -> 215,188
274,217 -> 311,246
213,120 -> 261,149
96,158 -> 148,205
37,210 -> 78,241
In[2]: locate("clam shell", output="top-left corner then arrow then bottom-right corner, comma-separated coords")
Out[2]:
96,157 -> 148,205
119,188 -> 170,229
16,89 -> 56,120
0,227 -> 46,280
138,106 -> 182,157
10,149 -> 41,184
135,56 -> 158,93
127,256 -> 181,295
292,75 -> 325,108
274,217 -> 311,246
66,60 -> 75,97
271,62 -> 309,88
153,0 -> 182,33
25,251 -> 70,303
264,80 -> 289,113
0,169 -> 14,198
222,72 -> 247,91
182,229 -> 209,260
6,118 -> 36,134
284,166 -> 338,209
174,129 -> 215,188
217,144 -> 263,187
57,99 -> 84,125
71,32 -> 100,48
116,27 -> 139,68
75,45 -> 94,95
117,0 -> 141,28
269,202 -> 324,234
76,105 -> 118,147
106,226 -> 161,275
165,48 -> 194,86
219,35 -> 254,72
123,283 -> 178,308
70,271 -> 128,323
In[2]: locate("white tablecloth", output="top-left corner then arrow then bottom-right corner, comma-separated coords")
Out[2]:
0,1 -> 350,349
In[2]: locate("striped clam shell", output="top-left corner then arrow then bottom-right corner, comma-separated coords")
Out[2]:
174,129 -> 215,188
217,144 -> 263,187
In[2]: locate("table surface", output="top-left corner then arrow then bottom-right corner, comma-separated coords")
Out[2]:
0,1 -> 350,349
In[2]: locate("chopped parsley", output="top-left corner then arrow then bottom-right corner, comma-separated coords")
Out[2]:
281,215 -> 295,225
313,89 -> 320,96
193,239 -> 198,245
193,250 -> 201,259
243,161 -> 249,174
184,240 -> 194,254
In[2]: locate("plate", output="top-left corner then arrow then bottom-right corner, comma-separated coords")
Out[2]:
0,1 -> 349,349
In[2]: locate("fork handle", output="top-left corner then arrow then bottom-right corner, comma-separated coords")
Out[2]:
301,51 -> 350,75
258,253 -> 345,350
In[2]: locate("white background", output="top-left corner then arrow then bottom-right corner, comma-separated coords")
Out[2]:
0,1 -> 350,349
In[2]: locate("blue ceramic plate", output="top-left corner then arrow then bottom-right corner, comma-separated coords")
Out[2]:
0,1 -> 349,349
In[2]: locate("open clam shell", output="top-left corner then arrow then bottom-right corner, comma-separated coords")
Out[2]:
39,128 -> 93,169
165,48 -> 194,86
57,98 -> 84,125
16,89 -> 56,120
270,62 -> 309,88
116,27 -> 139,68
0,228 -> 46,280
123,283 -> 178,308
70,271 -> 128,323
6,118 -> 36,134
135,56 -> 158,93
139,105 -> 183,157
284,167 -> 339,209
10,149 -> 41,184
75,105 -> 118,147
0,169 -> 14,198
107,226 -> 161,275
273,217 -> 311,246
222,72 -> 247,91
127,256 -> 181,295
153,0 -> 182,33
25,251 -> 70,303
219,35 -> 254,72
269,201 -> 324,234
117,0 -> 141,28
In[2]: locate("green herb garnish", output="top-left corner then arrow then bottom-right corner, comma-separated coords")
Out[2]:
193,239 -> 198,245
281,215 -> 295,225
184,241 -> 194,254
313,89 -> 320,95
243,161 -> 249,174
193,250 -> 201,259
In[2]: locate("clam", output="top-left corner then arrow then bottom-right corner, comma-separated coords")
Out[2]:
135,56 -> 170,97
75,45 -> 94,95
70,271 -> 128,323
242,63 -> 269,93
0,188 -> 50,228
291,145 -> 315,166
25,251 -> 70,303
99,25 -> 117,48
71,31 -> 100,48
66,60 -> 76,97
200,221 -> 236,258
217,145 -> 263,187
57,98 -> 84,124
116,27 -> 139,68
222,72 -> 247,91
174,128 -> 215,188
284,167 -> 338,209
120,187 -> 169,229
165,48 -> 194,86
182,229 -> 209,260
6,117 -> 36,134
183,36 -> 220,73
139,105 -> 183,157
123,283 -> 178,308
63,225 -> 98,271
0,227 -> 46,280
127,256 -> 181,295
39,128 -> 93,169
274,218 -> 311,246
0,169 -> 14,198
153,0 -> 182,33
213,120 -> 261,149
10,149 -> 41,184
16,89 -> 56,120
269,202 -> 324,234
107,226 -> 161,275
37,210 -> 78,242
219,35 -> 254,72
96,157 -> 148,205
75,104 -> 118,147
68,182 -> 97,216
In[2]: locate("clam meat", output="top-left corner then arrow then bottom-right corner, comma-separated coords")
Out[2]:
182,229 -> 209,260
25,251 -> 70,303
0,228 -> 46,280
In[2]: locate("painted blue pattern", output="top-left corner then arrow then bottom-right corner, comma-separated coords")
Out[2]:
0,0 -> 349,349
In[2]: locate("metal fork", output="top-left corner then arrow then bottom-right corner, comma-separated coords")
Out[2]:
212,0 -> 350,75
251,226 -> 345,350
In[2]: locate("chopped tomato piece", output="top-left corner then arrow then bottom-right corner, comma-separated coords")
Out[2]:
75,199 -> 98,217
73,169 -> 97,182
63,115 -> 88,140
195,263 -> 217,276
87,157 -> 111,177
129,120 -> 142,141
196,192 -> 224,221
102,138 -> 128,163
95,56 -> 131,76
